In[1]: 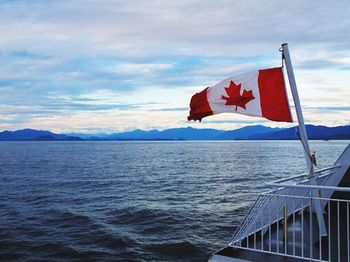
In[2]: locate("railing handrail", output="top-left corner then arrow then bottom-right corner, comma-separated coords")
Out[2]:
242,192 -> 350,204
262,192 -> 350,203
270,165 -> 340,184
266,182 -> 350,192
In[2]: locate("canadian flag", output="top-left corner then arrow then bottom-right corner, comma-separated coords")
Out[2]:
187,67 -> 292,122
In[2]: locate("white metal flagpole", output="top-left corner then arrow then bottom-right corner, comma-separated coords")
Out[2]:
281,43 -> 327,236
281,43 -> 313,173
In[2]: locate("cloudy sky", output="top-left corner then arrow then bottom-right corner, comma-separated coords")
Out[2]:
0,0 -> 349,133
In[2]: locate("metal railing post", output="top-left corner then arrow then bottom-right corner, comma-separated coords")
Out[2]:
329,200 -> 331,262
347,201 -> 349,262
338,201 -> 340,262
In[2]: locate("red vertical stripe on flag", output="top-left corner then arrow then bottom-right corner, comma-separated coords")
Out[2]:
187,87 -> 213,121
258,67 -> 293,122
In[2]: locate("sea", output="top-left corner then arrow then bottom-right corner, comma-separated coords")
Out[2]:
0,140 -> 349,261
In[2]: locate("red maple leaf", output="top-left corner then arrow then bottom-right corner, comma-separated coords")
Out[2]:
221,80 -> 255,111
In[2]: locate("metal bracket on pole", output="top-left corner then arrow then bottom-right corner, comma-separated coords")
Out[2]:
281,43 -> 327,237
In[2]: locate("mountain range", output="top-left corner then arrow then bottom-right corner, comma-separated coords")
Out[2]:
0,129 -> 82,141
0,125 -> 349,141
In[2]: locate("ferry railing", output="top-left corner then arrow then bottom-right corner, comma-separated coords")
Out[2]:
230,165 -> 338,245
229,165 -> 350,262
231,192 -> 350,261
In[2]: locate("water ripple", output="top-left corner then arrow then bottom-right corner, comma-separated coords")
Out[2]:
0,140 -> 347,261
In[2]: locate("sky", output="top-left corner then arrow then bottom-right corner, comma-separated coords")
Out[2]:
0,0 -> 349,133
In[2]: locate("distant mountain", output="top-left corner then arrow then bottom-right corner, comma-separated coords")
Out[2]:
1,125 -> 349,141
107,129 -> 162,140
249,125 -> 350,140
64,132 -> 109,139
101,126 -> 283,141
34,135 -> 83,141
157,127 -> 224,140
0,129 -> 82,141
66,124 -> 350,140
218,125 -> 284,140
102,127 -> 224,140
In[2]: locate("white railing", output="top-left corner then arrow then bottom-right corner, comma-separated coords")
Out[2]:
230,193 -> 350,261
230,166 -> 339,245
229,187 -> 310,248
269,165 -> 340,185
229,166 -> 350,261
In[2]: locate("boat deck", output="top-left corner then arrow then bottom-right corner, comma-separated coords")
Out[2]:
214,246 -> 308,262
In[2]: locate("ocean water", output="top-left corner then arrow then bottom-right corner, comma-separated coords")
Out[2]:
0,140 -> 348,261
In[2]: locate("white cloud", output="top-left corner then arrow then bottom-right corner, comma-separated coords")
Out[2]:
105,63 -> 173,74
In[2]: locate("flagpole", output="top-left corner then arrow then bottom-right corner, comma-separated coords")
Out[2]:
281,43 -> 327,236
281,43 -> 313,174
